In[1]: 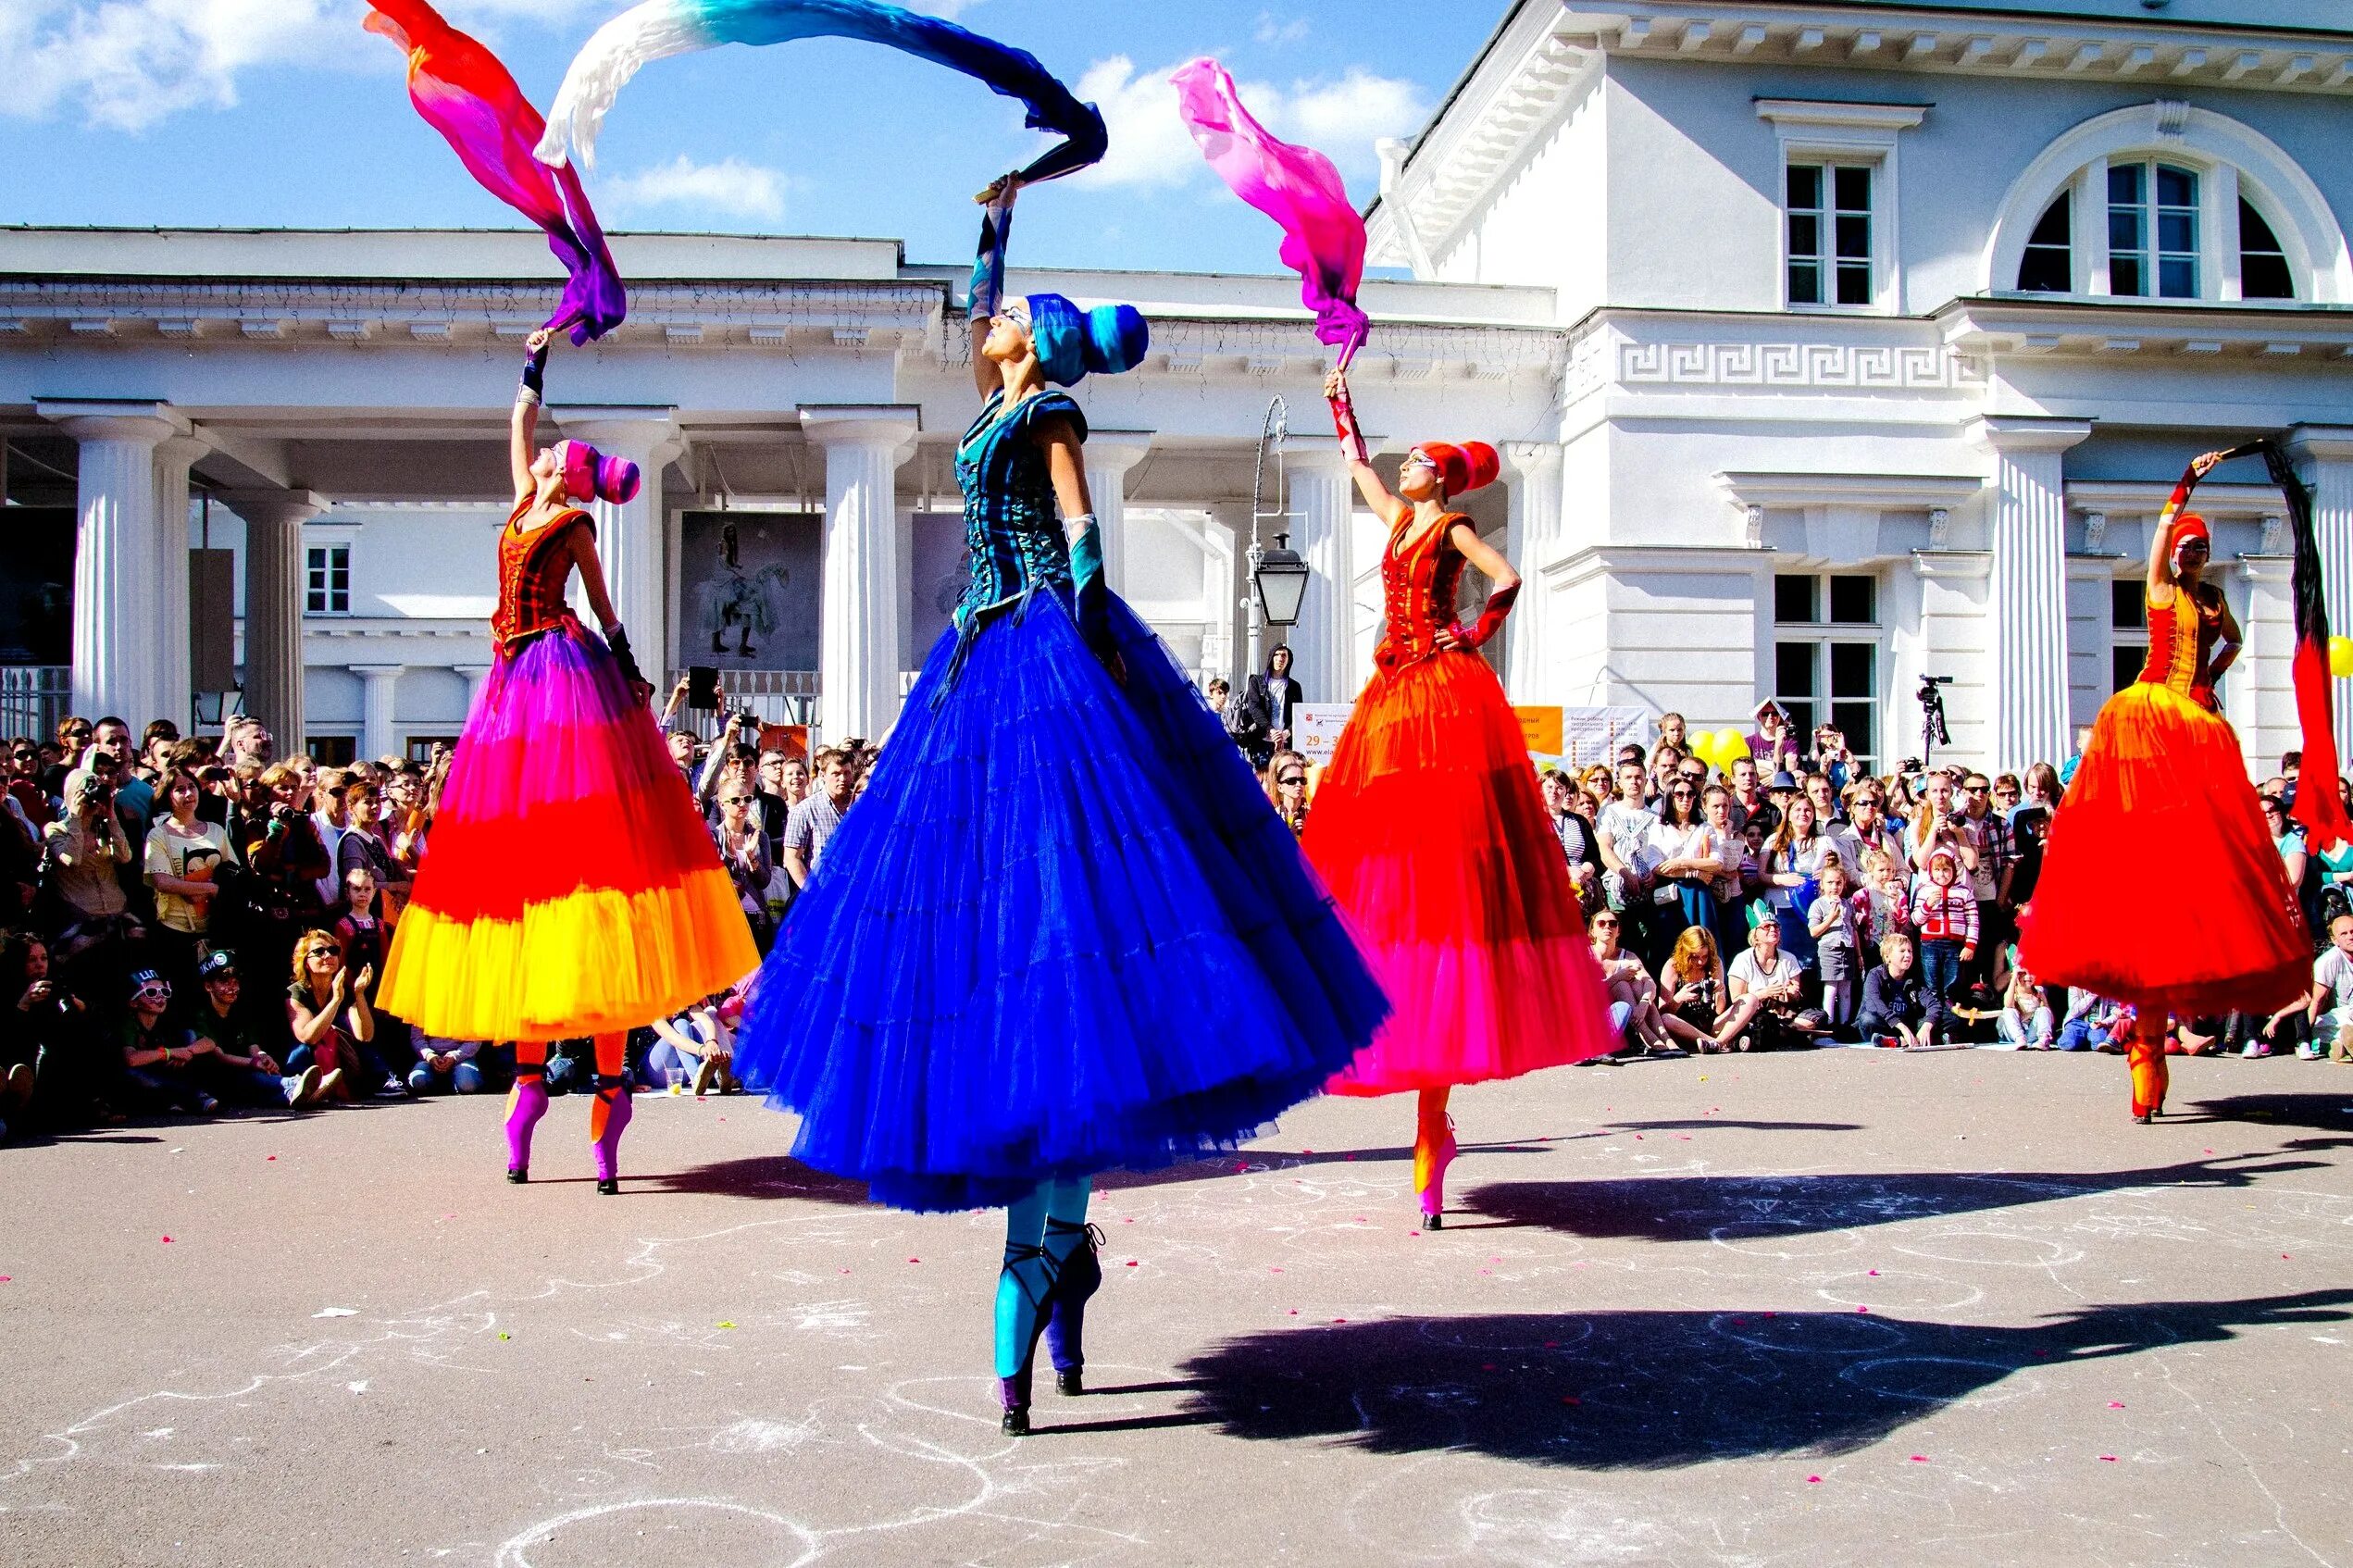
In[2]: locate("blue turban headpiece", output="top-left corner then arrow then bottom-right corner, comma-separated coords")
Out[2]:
1024,292 -> 1150,386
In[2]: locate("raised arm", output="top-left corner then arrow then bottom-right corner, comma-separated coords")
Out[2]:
1322,367 -> 1405,525
968,178 -> 1019,400
2148,450 -> 2225,603
511,328 -> 553,504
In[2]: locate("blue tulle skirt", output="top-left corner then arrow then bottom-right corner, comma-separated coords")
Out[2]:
731,589 -> 1390,1212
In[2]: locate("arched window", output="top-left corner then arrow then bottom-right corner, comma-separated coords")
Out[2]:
1986,104 -> 2351,305
2241,198 -> 2295,300
2017,193 -> 2072,292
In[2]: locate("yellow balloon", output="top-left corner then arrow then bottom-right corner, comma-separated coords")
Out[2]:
1687,731 -> 1719,766
2332,635 -> 2353,678
1717,729 -> 1752,764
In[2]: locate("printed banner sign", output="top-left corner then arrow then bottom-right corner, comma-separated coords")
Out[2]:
1293,703 -> 1355,764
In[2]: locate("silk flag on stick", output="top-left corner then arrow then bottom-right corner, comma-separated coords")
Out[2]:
365,0 -> 626,342
2169,441 -> 2353,849
1170,57 -> 1370,367
533,0 -> 1107,187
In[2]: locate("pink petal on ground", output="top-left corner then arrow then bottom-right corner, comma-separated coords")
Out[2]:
1868,1269 -> 1881,1276
161,1236 -> 173,1243
1125,1261 -> 1139,1267
0,1276 -> 12,1284
1289,1309 -> 1300,1314
2108,1401 -> 2125,1409
1807,1475 -> 1823,1484
266,1155 -> 277,1162
2099,1455 -> 2118,1462
1856,1306 -> 1869,1313
907,1258 -> 920,1264
1909,1455 -> 1928,1462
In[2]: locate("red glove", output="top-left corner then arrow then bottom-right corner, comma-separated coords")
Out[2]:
1326,388 -> 1369,465
1452,582 -> 1520,649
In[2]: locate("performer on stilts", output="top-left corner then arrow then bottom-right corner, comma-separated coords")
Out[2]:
378,330 -> 759,1189
729,176 -> 1388,1437
2022,442 -> 2349,1121
1305,365 -> 1617,1229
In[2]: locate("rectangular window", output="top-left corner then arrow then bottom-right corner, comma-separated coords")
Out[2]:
1787,162 -> 1873,307
305,544 -> 351,616
404,737 -> 460,765
2110,579 -> 2148,693
2109,162 -> 2199,299
1770,572 -> 1880,769
306,734 -> 356,766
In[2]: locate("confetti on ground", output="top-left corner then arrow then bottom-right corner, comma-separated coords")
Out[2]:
161,1236 -> 173,1244
1909,1455 -> 1928,1462
1807,1475 -> 1823,1484
2099,1455 -> 2118,1462
497,1332 -> 511,1341
313,1307 -> 357,1318
2108,1401 -> 2126,1409
717,1321 -> 736,1330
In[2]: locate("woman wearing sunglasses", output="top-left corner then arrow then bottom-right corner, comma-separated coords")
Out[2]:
285,928 -> 377,1104
712,774 -> 778,952
376,329 -> 757,1191
1308,365 -> 1614,1230
1266,752 -> 1312,836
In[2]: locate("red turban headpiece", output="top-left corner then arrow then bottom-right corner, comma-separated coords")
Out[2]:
1411,442 -> 1500,499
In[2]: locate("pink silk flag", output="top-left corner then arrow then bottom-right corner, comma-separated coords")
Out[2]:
1171,57 -> 1369,363
365,0 -> 627,342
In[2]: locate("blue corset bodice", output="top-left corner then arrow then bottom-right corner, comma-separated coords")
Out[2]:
952,389 -> 1089,616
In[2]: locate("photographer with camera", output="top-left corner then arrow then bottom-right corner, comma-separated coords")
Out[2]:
44,765 -> 140,976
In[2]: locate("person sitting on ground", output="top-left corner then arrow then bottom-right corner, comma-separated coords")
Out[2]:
1655,924 -> 1732,1053
1854,928 -> 1927,1050
407,1026 -> 485,1096
1724,915 -> 1826,1051
649,990 -> 742,1095
2057,989 -> 2127,1053
1,928 -> 118,1132
2307,911 -> 2353,1064
119,968 -> 308,1115
1589,910 -> 1674,1054
186,950 -> 325,1107
284,928 -> 378,1102
1990,965 -> 2055,1050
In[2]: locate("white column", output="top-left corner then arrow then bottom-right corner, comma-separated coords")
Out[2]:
802,406 -> 918,740
1970,416 -> 2092,768
222,490 -> 326,755
559,408 -> 678,663
2288,425 -> 2353,766
152,435 -> 209,732
46,404 -> 181,726
1285,446 -> 1356,704
1209,499 -> 1255,686
351,664 -> 405,764
454,663 -> 492,718
1083,430 -> 1152,596
1501,440 -> 1563,703
2233,557 -> 2297,774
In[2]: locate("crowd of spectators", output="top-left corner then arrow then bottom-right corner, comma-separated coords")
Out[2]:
1207,666 -> 2353,1070
0,688 -> 887,1144
9,670 -> 2346,1146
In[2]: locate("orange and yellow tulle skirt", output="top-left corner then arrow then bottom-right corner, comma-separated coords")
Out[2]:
379,619 -> 758,1042
1301,647 -> 1616,1094
2019,680 -> 2307,1018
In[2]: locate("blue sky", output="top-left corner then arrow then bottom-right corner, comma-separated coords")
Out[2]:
0,1 -> 1502,274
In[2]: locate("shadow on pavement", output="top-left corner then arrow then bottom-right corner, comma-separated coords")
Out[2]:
1464,1149 -> 2332,1242
2179,1091 -> 2353,1134
1175,1291 -> 2353,1468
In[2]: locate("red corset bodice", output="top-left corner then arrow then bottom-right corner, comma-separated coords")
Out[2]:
1374,511 -> 1470,672
492,503 -> 591,652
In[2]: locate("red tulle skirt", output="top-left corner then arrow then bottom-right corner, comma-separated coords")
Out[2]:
1301,649 -> 1616,1095
2019,681 -> 2307,1017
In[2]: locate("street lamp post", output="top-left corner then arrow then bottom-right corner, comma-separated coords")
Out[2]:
1246,395 -> 1312,678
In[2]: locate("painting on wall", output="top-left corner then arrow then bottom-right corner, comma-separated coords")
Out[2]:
678,511 -> 821,671
908,511 -> 970,663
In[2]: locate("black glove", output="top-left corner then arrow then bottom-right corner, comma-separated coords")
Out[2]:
520,340 -> 551,403
605,623 -> 650,697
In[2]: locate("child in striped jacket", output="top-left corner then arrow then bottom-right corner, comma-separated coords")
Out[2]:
1907,849 -> 1978,1043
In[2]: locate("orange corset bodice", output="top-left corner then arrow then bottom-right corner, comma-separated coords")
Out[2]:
492,503 -> 591,652
2135,583 -> 2222,708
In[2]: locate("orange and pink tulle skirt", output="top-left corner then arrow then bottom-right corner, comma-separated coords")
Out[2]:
1302,647 -> 1616,1094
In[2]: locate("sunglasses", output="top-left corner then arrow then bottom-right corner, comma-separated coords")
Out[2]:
1591,916 -> 1619,927
132,984 -> 171,1003
308,946 -> 342,959
1277,774 -> 1306,787
719,795 -> 753,805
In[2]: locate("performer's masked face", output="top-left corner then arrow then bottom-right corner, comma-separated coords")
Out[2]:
982,298 -> 1035,367
1397,450 -> 1444,504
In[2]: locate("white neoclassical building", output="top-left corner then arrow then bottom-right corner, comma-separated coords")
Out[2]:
6,0 -> 2353,774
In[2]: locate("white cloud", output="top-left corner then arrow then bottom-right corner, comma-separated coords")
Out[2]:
1253,13 -> 1309,46
0,0 -> 610,131
602,155 -> 789,224
1073,56 -> 1429,193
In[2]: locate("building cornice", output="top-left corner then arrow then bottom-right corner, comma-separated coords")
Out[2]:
1577,5 -> 2353,90
1936,293 -> 2353,361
